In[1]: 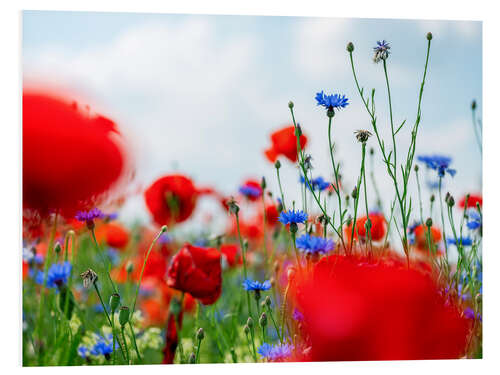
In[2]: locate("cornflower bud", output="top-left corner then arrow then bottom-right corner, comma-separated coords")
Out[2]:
288,101 -> 294,109
347,42 -> 354,52
275,160 -> 281,169
426,32 -> 433,41
246,317 -> 254,329
259,312 -> 268,327
426,217 -> 433,227
196,327 -> 205,341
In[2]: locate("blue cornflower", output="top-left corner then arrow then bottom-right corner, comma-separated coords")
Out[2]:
315,91 -> 349,110
243,279 -> 272,292
292,308 -> 304,322
417,155 -> 456,177
257,342 -> 293,362
373,40 -> 391,62
107,248 -> 120,266
158,233 -> 172,245
78,346 -> 89,358
90,334 -> 115,358
32,262 -> 72,288
295,234 -> 334,255
75,208 -> 104,229
105,212 -> 119,221
75,208 -> 104,222
239,184 -> 262,199
300,175 -> 331,191
278,209 -> 308,225
447,237 -> 473,247
466,210 -> 482,230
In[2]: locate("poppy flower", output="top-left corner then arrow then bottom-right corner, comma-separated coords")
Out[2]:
94,222 -> 130,250
264,126 -> 307,163
23,91 -> 128,218
413,224 -> 442,251
459,194 -> 482,209
345,213 -> 386,242
162,310 -> 183,364
166,244 -> 222,305
144,174 -> 198,226
292,254 -> 471,361
264,204 -> 280,226
220,244 -> 242,267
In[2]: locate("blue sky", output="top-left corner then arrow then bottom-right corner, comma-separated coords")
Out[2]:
23,11 -> 482,233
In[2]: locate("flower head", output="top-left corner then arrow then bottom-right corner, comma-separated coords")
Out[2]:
144,174 -> 199,226
300,176 -> 330,191
296,234 -> 334,255
257,342 -> 293,362
447,237 -> 473,247
239,179 -> 263,201
23,91 -> 128,219
167,244 -> 222,305
46,261 -> 72,288
90,334 -> 115,358
264,126 -> 307,163
278,209 -> 308,225
466,210 -> 482,230
373,40 -> 391,63
75,208 -> 104,229
354,129 -> 372,143
417,155 -> 456,177
242,278 -> 271,292
315,91 -> 349,111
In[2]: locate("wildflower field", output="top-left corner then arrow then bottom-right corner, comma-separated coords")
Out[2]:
22,22 -> 482,365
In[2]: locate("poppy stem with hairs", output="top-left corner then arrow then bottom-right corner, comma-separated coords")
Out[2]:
360,142 -> 373,256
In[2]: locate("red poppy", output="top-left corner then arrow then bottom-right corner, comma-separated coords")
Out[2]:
23,91 -> 128,218
162,310 -> 183,364
459,194 -> 482,209
220,244 -> 242,267
413,224 -> 442,250
345,212 -> 386,242
264,204 -> 280,226
166,244 -> 222,305
264,126 -> 307,163
292,254 -> 471,361
95,222 -> 130,250
144,174 -> 198,226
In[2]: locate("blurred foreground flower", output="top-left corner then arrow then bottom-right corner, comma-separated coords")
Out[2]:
264,126 -> 307,163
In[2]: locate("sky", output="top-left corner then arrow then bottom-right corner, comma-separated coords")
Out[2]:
22,11 -> 482,238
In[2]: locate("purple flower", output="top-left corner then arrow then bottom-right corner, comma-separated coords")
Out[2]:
75,208 -> 104,229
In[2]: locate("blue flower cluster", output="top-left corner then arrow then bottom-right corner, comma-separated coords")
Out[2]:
278,209 -> 308,225
295,234 -> 334,255
78,334 -> 116,359
467,210 -> 482,230
243,278 -> 272,292
75,207 -> 104,223
373,40 -> 391,62
32,261 -> 72,288
239,184 -> 262,198
257,342 -> 293,362
299,175 -> 330,191
417,155 -> 456,177
315,91 -> 349,110
446,237 -> 473,247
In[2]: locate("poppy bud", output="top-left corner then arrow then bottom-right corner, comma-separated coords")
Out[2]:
347,42 -> 354,52
274,160 -> 281,169
196,327 -> 205,341
188,353 -> 196,364
426,218 -> 433,227
259,312 -> 268,327
370,147 -> 374,155
109,293 -> 120,313
288,101 -> 294,109
414,164 -> 419,172
161,225 -> 168,233
261,176 -> 267,190
118,306 -> 130,327
426,32 -> 433,41
445,192 -> 451,203
246,317 -> 254,329
430,194 -> 435,203
243,325 -> 250,335
471,100 -> 477,110
54,242 -> 62,255
448,196 -> 455,207
351,187 -> 358,199
265,295 -> 272,307
126,260 -> 134,274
